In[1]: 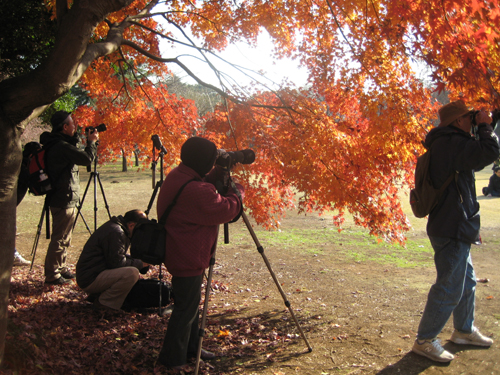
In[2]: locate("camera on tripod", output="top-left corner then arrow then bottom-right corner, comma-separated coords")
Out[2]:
215,149 -> 255,170
85,123 -> 107,135
152,134 -> 168,154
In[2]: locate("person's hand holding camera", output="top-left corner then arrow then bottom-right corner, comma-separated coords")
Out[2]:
87,129 -> 99,143
474,110 -> 492,127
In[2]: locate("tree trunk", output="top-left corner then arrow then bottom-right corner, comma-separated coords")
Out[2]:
134,149 -> 140,167
0,0 -> 136,364
122,148 -> 128,172
0,115 -> 22,363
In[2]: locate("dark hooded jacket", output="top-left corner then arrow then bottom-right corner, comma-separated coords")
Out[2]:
76,216 -> 144,289
40,131 -> 97,208
425,123 -> 499,243
486,172 -> 500,196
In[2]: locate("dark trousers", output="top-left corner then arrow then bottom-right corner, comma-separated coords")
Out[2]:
159,274 -> 203,367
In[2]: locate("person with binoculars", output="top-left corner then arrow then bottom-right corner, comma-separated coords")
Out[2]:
41,111 -> 99,285
412,100 -> 499,362
156,136 -> 245,371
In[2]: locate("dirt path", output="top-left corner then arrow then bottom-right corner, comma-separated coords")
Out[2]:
206,219 -> 500,375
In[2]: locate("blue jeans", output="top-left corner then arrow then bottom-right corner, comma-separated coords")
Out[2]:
417,236 -> 476,340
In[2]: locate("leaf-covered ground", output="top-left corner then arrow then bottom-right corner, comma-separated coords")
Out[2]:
5,165 -> 500,374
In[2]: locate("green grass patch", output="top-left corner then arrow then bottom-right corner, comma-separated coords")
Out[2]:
218,226 -> 434,268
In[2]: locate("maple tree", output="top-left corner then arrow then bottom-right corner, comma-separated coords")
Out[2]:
1,0 -> 500,364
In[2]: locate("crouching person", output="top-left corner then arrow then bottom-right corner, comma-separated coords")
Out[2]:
76,210 -> 149,311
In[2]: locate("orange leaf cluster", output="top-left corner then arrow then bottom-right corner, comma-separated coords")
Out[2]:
45,0 -> 500,243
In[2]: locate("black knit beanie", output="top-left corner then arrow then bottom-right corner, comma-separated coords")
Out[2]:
50,110 -> 71,131
181,137 -> 218,177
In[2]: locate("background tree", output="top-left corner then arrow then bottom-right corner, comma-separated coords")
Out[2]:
1,0 -> 500,363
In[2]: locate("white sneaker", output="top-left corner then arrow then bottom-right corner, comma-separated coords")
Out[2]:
412,339 -> 454,362
13,251 -> 31,267
450,328 -> 493,347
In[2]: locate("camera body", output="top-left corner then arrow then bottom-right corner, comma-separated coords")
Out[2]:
470,110 -> 480,126
85,123 -> 107,135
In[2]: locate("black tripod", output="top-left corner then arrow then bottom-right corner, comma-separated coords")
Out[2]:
74,146 -> 111,233
145,135 -> 169,316
145,135 -> 168,216
194,179 -> 313,375
29,196 -> 50,271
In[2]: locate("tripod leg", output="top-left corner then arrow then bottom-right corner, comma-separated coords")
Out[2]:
74,172 -> 93,234
76,203 -> 92,235
30,202 -> 47,271
145,181 -> 162,216
45,202 -> 50,239
158,265 -> 163,317
93,170 -> 98,231
194,227 -> 219,375
96,172 -> 112,221
241,212 -> 313,352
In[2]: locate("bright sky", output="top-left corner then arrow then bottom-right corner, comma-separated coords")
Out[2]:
159,32 -> 309,88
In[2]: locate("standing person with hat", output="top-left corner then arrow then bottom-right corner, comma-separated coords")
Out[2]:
412,100 -> 499,362
156,136 -> 245,371
40,111 -> 99,285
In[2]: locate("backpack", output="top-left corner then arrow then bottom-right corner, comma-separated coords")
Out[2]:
27,147 -> 53,196
130,179 -> 195,265
409,148 -> 456,218
17,142 -> 46,204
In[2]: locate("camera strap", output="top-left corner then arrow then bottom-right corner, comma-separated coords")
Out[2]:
158,179 -> 196,226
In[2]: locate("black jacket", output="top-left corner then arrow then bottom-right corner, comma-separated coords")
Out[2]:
76,216 -> 144,289
486,173 -> 500,196
40,131 -> 96,208
425,123 -> 499,243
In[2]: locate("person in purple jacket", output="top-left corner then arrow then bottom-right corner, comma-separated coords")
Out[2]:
156,137 -> 245,371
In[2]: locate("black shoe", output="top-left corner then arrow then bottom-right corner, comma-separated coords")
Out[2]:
187,349 -> 216,360
61,270 -> 75,279
45,277 -> 71,285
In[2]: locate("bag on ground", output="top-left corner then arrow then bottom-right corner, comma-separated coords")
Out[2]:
122,278 -> 172,309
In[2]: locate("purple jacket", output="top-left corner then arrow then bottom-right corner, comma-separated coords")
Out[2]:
157,163 -> 244,277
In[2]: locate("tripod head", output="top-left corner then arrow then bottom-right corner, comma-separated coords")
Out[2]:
152,134 -> 168,155
147,135 -> 169,216
151,135 -> 168,189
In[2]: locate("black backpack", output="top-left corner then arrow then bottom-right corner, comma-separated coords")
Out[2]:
409,147 -> 457,218
130,179 -> 195,265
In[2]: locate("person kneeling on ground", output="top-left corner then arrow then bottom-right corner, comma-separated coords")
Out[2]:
482,165 -> 500,197
156,137 -> 245,371
76,210 -> 150,311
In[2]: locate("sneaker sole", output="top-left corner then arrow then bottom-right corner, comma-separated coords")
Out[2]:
412,347 -> 454,363
450,338 -> 492,347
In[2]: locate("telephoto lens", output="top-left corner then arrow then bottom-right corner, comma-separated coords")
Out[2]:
216,149 -> 255,169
